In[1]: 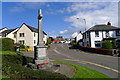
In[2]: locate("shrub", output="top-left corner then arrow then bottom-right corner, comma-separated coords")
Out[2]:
102,40 -> 112,49
46,38 -> 52,45
70,41 -> 77,45
14,43 -> 30,50
2,52 -> 70,79
112,39 -> 116,49
0,38 -> 14,51
73,45 -> 112,55
14,43 -> 25,49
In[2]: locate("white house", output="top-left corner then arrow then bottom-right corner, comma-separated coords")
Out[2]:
0,23 -> 47,50
82,22 -> 120,48
75,32 -> 83,42
0,27 -> 8,33
0,28 -> 19,42
0,28 -> 8,38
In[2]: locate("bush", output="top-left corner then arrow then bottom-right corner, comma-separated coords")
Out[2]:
2,52 -> 70,79
14,43 -> 25,49
102,40 -> 112,49
46,38 -> 52,45
0,38 -> 14,51
14,43 -> 30,50
112,39 -> 116,49
70,41 -> 77,45
73,45 -> 112,55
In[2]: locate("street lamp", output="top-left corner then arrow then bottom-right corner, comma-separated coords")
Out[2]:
76,18 -> 86,32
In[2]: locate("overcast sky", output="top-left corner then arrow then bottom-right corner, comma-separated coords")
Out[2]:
1,1 -> 119,38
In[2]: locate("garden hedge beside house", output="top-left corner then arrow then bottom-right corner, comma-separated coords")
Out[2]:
0,38 -> 14,51
73,45 -> 113,55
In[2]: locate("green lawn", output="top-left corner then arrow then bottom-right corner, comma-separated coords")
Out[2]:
53,60 -> 111,79
0,51 -> 23,55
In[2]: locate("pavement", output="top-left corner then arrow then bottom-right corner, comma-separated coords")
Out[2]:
21,43 -> 119,78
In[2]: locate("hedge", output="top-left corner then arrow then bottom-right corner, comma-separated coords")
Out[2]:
73,45 -> 112,55
2,52 -> 70,79
0,38 -> 14,51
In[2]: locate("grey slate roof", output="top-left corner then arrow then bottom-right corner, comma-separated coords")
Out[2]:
24,23 -> 47,35
0,28 -> 17,36
87,24 -> 120,31
1,28 -> 16,35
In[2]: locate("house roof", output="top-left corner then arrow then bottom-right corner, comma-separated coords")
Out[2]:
0,27 -> 8,31
1,28 -> 17,36
23,23 -> 47,35
87,24 -> 120,31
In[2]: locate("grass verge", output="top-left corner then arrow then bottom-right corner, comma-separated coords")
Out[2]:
53,60 -> 112,79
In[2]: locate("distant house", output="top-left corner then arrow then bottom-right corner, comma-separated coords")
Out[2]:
0,27 -> 8,33
0,23 -> 47,50
82,22 -> 120,48
75,32 -> 82,42
0,28 -> 19,42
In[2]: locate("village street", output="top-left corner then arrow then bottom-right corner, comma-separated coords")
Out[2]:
22,43 -> 119,78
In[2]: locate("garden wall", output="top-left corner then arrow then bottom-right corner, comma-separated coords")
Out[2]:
73,45 -> 113,55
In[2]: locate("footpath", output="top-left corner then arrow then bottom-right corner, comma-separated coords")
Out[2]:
20,51 -> 76,78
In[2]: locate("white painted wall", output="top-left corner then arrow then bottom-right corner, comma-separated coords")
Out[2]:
76,33 -> 82,42
16,24 -> 34,49
6,28 -> 19,43
88,30 -> 119,48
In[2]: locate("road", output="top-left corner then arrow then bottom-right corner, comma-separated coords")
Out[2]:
48,43 -> 119,78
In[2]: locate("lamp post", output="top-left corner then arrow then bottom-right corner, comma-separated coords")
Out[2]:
76,18 -> 86,32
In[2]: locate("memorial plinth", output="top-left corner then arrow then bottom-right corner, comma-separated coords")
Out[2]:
27,9 -> 60,71
34,9 -> 50,69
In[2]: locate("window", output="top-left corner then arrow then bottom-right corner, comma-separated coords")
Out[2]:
87,41 -> 89,46
19,33 -> 24,37
116,30 -> 120,36
95,41 -> 101,48
19,40 -> 24,44
14,34 -> 16,38
105,31 -> 109,37
34,40 -> 36,44
34,33 -> 36,37
95,31 -> 99,37
87,32 -> 89,38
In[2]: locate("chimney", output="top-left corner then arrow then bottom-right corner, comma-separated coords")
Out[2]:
107,22 -> 111,26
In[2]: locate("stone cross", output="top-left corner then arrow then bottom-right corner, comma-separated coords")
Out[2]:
34,9 -> 49,68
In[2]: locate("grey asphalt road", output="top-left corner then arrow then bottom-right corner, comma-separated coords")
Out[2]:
48,43 -> 119,78
22,43 -> 119,78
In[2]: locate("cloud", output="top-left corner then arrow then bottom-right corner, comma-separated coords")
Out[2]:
2,0 -> 119,2
59,30 -> 68,34
63,2 -> 118,38
10,2 -> 48,12
46,8 -> 66,14
71,32 -> 78,38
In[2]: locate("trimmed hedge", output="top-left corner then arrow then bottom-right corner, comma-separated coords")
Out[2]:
2,52 -> 70,79
0,38 -> 14,51
73,45 -> 112,55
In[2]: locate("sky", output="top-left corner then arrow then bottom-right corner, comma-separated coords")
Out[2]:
1,2 -> 119,38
